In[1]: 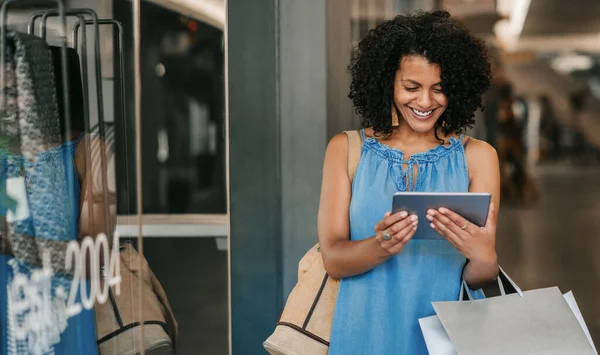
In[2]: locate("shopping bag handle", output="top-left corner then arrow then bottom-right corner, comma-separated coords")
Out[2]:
460,265 -> 524,301
497,265 -> 523,296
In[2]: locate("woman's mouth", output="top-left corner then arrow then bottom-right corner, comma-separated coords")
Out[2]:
410,107 -> 435,120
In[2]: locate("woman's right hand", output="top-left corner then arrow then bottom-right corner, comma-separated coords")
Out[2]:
374,211 -> 418,255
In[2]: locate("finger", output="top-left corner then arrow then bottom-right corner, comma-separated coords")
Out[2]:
400,223 -> 418,243
378,237 -> 397,251
436,208 -> 465,226
436,208 -> 477,235
379,218 -> 417,252
433,223 -> 462,251
384,210 -> 409,228
374,212 -> 392,231
376,217 -> 408,246
430,220 -> 460,245
391,217 -> 418,241
375,211 -> 408,232
484,202 -> 496,230
429,214 -> 463,245
387,226 -> 417,254
387,214 -> 418,235
378,217 -> 414,248
376,233 -> 397,252
429,209 -> 469,237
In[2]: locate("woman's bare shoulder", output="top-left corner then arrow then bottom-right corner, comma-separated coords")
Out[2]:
464,137 -> 499,180
464,137 -> 497,159
324,131 -> 350,162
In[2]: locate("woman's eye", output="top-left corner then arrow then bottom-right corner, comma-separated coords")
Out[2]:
405,87 -> 419,92
432,88 -> 443,93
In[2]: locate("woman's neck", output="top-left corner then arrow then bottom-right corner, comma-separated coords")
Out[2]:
390,123 -> 446,145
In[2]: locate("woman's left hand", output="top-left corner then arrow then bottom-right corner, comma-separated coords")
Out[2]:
426,203 -> 497,263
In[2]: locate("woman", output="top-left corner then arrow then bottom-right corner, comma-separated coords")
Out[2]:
318,11 -> 500,354
0,126 -> 109,355
0,44 -> 114,354
496,83 -> 539,204
538,94 -> 561,161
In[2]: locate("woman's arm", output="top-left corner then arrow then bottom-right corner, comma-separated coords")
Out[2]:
426,137 -> 501,287
463,139 -> 501,286
317,133 -> 416,279
75,134 -> 116,243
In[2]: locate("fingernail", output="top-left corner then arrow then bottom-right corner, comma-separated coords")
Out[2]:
430,223 -> 436,229
427,209 -> 435,215
413,226 -> 417,231
426,214 -> 433,221
438,208 -> 447,214
400,211 -> 408,218
410,215 -> 418,222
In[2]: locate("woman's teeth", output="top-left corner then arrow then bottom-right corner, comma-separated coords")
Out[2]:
412,108 -> 433,117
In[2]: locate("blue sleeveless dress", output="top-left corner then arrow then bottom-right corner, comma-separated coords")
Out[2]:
329,129 -> 481,355
0,137 -> 99,354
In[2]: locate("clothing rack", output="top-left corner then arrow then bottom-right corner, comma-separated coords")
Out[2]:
71,17 -> 129,228
30,10 -> 92,135
28,8 -> 108,139
31,9 -> 122,229
72,18 -> 127,153
1,1 -> 128,138
0,0 -> 127,261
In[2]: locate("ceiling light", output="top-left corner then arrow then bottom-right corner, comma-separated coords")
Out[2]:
551,53 -> 594,73
494,0 -> 531,50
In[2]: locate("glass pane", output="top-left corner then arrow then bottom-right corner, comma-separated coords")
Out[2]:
117,0 -> 227,215
119,1 -> 229,354
1,1 -> 130,354
1,1 -> 229,354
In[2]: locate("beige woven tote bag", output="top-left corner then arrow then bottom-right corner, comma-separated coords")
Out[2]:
263,130 -> 362,355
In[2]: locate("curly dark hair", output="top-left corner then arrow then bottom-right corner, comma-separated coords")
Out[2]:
348,10 -> 492,137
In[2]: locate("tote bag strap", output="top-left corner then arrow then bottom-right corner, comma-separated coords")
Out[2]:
460,266 -> 524,301
298,130 -> 362,278
343,130 -> 363,183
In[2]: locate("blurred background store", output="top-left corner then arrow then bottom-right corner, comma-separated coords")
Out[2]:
1,0 -> 600,354
229,0 -> 600,354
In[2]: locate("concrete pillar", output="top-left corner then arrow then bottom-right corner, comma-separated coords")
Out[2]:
228,0 -> 327,353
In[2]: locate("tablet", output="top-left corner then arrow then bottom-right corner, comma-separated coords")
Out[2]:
391,192 -> 491,240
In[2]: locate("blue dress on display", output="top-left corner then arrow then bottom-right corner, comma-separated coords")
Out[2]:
0,137 -> 99,355
329,129 -> 482,355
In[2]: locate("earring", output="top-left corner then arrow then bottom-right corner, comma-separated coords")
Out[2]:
391,105 -> 400,127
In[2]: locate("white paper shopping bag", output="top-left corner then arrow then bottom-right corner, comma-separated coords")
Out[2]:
433,287 -> 595,355
420,290 -> 598,355
564,291 -> 598,355
419,314 -> 458,355
420,267 -> 597,355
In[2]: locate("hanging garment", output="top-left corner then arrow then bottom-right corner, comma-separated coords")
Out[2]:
0,30 -> 98,355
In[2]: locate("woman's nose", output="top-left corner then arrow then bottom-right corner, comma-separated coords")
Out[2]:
417,91 -> 432,108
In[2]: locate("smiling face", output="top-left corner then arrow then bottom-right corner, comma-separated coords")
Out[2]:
393,55 -> 448,134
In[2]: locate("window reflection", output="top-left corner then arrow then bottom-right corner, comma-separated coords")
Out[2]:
1,2 -> 228,354
116,1 -> 226,215
0,5 -> 117,354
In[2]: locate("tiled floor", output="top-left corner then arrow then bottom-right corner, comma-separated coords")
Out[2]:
143,238 -> 229,355
496,161 -> 600,347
